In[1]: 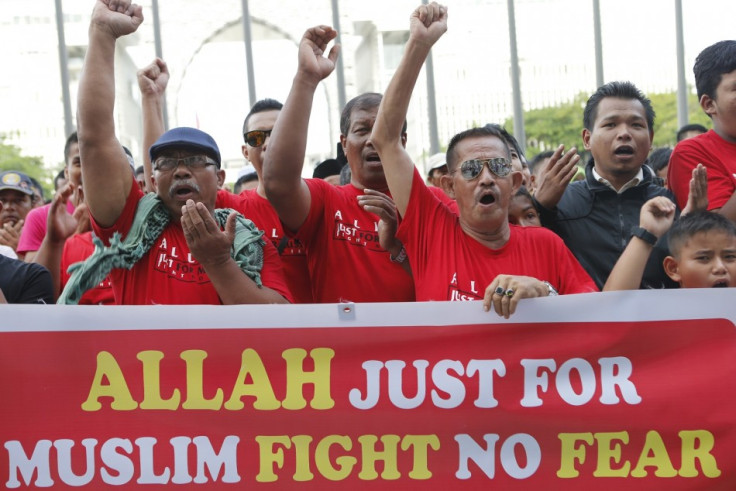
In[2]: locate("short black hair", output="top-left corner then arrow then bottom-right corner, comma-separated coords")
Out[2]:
676,123 -> 708,142
54,168 -> 66,190
583,81 -> 655,131
693,40 -> 736,100
134,165 -> 145,177
514,185 -> 533,201
234,172 -> 259,194
64,131 -> 78,165
313,158 -> 344,179
28,176 -> 43,203
668,211 -> 736,258
339,92 -> 407,136
485,124 -> 525,163
529,151 -> 554,175
445,126 -> 511,173
647,147 -> 672,174
242,98 -> 283,138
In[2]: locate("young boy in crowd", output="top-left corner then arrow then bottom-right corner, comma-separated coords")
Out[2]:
604,198 -> 736,290
508,187 -> 541,227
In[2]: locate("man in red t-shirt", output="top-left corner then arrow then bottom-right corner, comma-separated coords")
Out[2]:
137,58 -> 312,303
75,0 -> 290,305
262,26 -> 414,303
238,99 -> 314,303
371,3 -> 596,318
669,40 -> 736,222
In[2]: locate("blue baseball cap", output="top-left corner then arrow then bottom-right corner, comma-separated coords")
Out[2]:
149,127 -> 221,167
0,171 -> 34,196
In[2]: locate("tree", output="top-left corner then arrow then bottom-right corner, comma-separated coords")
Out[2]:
648,92 -> 711,148
506,90 -> 711,161
0,138 -> 54,198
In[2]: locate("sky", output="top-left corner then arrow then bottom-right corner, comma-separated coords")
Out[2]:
2,0 -> 736,177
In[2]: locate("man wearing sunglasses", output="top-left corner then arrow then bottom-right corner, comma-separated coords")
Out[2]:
262,26 -> 415,303
238,98 -> 314,303
371,3 -> 596,318
74,0 -> 291,305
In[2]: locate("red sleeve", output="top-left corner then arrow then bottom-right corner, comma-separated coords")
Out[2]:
669,136 -> 736,210
295,178 -> 329,241
427,185 -> 459,215
669,142 -> 701,209
397,168 -> 454,274
16,206 -> 47,253
91,179 -> 143,244
216,189 -> 246,211
259,238 -> 293,303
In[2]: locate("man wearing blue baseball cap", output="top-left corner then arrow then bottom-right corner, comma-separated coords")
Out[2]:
0,170 -> 38,255
69,0 -> 291,305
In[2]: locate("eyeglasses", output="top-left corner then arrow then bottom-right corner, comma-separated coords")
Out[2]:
458,158 -> 512,180
0,195 -> 32,207
244,129 -> 272,147
153,155 -> 217,172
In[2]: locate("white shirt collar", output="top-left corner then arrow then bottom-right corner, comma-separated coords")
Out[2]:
592,166 -> 644,194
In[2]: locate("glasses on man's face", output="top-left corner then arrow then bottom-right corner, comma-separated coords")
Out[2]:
0,195 -> 32,207
153,155 -> 217,172
244,129 -> 273,148
458,158 -> 512,180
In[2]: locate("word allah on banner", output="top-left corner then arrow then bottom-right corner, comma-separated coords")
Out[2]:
1,289 -> 734,490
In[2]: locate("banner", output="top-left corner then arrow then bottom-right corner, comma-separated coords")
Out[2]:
1,289 -> 735,489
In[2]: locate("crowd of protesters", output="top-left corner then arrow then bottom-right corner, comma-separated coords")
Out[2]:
2,0 -> 734,317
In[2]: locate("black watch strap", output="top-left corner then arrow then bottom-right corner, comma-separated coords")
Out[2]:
631,226 -> 658,246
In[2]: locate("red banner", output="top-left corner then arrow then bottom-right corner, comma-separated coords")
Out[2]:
1,289 -> 735,489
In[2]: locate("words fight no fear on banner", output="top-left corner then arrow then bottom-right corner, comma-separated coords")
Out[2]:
0,289 -> 734,489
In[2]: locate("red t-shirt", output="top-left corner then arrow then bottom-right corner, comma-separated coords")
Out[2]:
296,179 -> 415,303
397,170 -> 597,301
428,185 -> 459,215
60,231 -> 114,305
91,184 -> 292,305
669,129 -> 736,210
232,189 -> 313,304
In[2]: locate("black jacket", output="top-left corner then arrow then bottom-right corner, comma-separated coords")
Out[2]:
534,161 -> 677,290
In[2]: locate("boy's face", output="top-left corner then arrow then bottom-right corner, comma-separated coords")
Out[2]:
701,69 -> 736,141
508,194 -> 541,227
664,231 -> 736,288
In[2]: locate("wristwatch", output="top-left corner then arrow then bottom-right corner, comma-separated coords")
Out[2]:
631,226 -> 658,246
542,281 -> 558,296
390,245 -> 408,264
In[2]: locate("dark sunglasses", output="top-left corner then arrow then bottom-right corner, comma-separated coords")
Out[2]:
244,129 -> 272,147
458,158 -> 512,180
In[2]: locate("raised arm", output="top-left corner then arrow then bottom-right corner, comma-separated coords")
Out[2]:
371,2 -> 447,217
77,0 -> 143,227
603,197 -> 676,291
262,26 -> 339,232
137,58 -> 169,194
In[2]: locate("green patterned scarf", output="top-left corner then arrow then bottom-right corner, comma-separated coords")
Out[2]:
58,194 -> 265,304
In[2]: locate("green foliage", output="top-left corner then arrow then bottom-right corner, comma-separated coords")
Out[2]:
506,90 -> 711,161
0,138 -> 54,199
505,93 -> 588,160
648,92 -> 711,148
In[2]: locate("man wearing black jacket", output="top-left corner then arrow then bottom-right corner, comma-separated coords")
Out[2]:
533,81 -> 676,289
